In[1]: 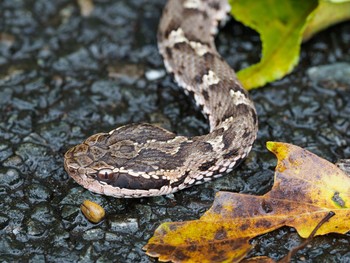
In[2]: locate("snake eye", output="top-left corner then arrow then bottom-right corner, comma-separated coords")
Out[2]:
97,169 -> 114,181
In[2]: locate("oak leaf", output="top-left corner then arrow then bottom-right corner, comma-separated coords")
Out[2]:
144,142 -> 350,262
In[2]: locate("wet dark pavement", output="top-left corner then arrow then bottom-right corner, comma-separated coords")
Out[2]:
0,0 -> 349,262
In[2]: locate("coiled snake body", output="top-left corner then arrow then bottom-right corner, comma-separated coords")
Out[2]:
64,0 -> 258,198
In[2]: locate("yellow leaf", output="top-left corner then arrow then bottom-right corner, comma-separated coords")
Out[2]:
144,142 -> 350,262
266,142 -> 350,237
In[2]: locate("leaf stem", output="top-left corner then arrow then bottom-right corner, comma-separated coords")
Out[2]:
279,211 -> 336,263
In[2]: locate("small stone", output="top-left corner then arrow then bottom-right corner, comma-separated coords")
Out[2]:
109,217 -> 139,234
0,214 -> 9,230
307,62 -> 350,86
29,254 -> 46,263
0,168 -> 23,190
0,143 -> 13,162
82,228 -> 105,241
2,155 -> 23,168
61,205 -> 80,220
77,0 -> 94,17
30,204 -> 55,225
145,69 -> 166,81
26,184 -> 51,204
105,232 -> 123,242
26,219 -> 46,237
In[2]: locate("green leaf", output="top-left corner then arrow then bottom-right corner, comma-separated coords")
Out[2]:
328,0 -> 350,3
229,0 -> 318,89
303,0 -> 350,41
229,0 -> 350,90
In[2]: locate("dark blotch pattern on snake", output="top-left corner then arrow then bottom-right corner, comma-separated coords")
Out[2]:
64,0 -> 258,198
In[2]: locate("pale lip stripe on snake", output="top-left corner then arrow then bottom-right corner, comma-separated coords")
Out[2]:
64,0 -> 258,198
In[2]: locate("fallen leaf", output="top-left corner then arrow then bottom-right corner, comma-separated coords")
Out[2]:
144,142 -> 350,262
229,0 -> 350,89
303,0 -> 350,41
229,0 -> 318,89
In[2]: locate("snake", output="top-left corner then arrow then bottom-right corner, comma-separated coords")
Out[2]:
64,0 -> 258,198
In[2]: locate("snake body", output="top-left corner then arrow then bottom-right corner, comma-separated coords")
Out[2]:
64,0 -> 258,198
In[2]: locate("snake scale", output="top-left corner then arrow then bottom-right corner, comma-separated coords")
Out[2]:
64,0 -> 258,198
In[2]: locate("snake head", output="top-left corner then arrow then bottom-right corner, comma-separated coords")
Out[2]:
64,124 -> 187,197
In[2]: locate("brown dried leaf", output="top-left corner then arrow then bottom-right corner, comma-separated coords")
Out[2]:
144,142 -> 350,262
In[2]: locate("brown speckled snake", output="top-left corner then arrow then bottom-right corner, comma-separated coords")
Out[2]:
64,0 -> 258,198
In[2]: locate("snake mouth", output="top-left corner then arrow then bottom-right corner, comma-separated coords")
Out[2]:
96,171 -> 172,190
64,168 -> 177,198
